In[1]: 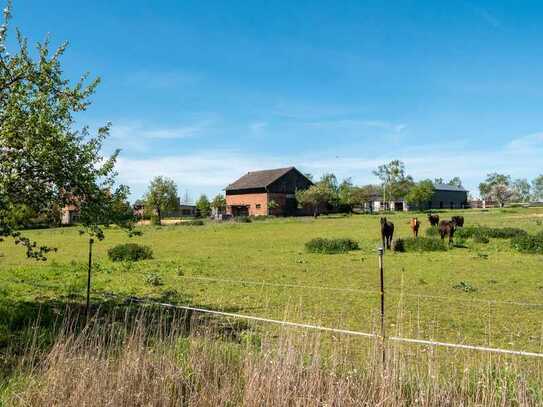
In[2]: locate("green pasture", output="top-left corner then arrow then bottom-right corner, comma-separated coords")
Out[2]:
1,208 -> 543,352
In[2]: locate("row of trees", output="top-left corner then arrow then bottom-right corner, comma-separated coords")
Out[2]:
479,174 -> 543,207
296,161 -> 465,215
142,176 -> 226,224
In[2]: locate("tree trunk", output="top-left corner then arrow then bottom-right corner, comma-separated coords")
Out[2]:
156,206 -> 162,225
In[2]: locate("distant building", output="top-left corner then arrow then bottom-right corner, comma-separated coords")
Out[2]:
429,184 -> 469,210
366,183 -> 469,212
225,167 -> 313,216
61,204 -> 80,225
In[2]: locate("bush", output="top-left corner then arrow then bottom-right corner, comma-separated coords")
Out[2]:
305,238 -> 359,254
511,234 -> 543,254
392,238 -> 405,252
108,243 -> 153,262
456,226 -> 528,240
400,237 -> 446,252
149,214 -> 160,226
425,226 -> 439,237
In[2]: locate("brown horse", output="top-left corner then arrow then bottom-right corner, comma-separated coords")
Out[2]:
410,217 -> 421,238
451,215 -> 464,227
380,217 -> 394,250
439,219 -> 456,244
428,213 -> 440,226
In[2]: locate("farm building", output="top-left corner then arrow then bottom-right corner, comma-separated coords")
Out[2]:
428,184 -> 469,209
225,167 -> 313,216
367,183 -> 469,212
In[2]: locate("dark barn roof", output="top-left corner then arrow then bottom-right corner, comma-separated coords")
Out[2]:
433,183 -> 468,192
226,167 -> 299,191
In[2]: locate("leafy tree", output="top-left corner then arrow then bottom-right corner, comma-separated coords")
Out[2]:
144,177 -> 179,224
211,194 -> 226,213
351,185 -> 381,212
373,160 -> 414,203
434,178 -> 444,185
447,177 -> 463,188
267,199 -> 279,212
512,178 -> 531,202
532,175 -> 543,201
0,2 -> 133,259
296,183 -> 334,217
405,180 -> 435,210
338,178 -> 355,212
317,173 -> 339,207
479,173 -> 513,207
196,194 -> 211,218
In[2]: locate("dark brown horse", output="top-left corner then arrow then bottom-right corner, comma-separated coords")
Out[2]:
380,217 -> 394,250
439,219 -> 456,244
451,215 -> 464,227
428,213 -> 440,226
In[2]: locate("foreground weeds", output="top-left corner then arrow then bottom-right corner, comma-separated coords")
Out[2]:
2,308 -> 542,406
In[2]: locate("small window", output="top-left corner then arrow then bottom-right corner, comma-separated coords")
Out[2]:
256,204 -> 261,209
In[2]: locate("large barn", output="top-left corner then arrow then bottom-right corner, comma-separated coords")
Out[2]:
225,167 -> 313,217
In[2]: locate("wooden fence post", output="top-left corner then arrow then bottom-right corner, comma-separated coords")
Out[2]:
378,247 -> 386,366
86,238 -> 94,322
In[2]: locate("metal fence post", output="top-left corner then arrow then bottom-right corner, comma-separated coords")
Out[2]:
378,247 -> 385,366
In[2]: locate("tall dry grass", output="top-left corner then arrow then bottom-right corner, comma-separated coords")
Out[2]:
3,307 -> 543,406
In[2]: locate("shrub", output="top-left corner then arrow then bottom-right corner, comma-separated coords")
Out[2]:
456,226 -> 527,240
425,226 -> 439,237
392,238 -> 405,252
305,238 -> 359,254
401,237 -> 447,252
511,234 -> 543,254
455,226 -> 479,239
108,243 -> 153,262
486,227 -> 527,239
145,272 -> 163,286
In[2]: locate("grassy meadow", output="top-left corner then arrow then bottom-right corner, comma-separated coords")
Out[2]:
1,207 -> 543,354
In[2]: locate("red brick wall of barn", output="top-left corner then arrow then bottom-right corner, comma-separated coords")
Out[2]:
226,193 -> 269,216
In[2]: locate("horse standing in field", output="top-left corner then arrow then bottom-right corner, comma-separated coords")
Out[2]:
410,217 -> 421,238
451,215 -> 464,227
439,219 -> 456,244
428,213 -> 440,226
380,217 -> 395,250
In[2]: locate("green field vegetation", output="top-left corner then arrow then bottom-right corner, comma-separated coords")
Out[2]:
1,207 -> 543,356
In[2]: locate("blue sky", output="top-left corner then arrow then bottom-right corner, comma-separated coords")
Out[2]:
12,0 -> 543,201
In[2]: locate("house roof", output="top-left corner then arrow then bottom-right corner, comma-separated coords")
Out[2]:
225,167 -> 297,191
433,183 -> 468,192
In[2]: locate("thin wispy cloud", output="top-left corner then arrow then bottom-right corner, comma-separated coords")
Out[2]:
116,131 -> 543,200
111,121 -> 212,141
